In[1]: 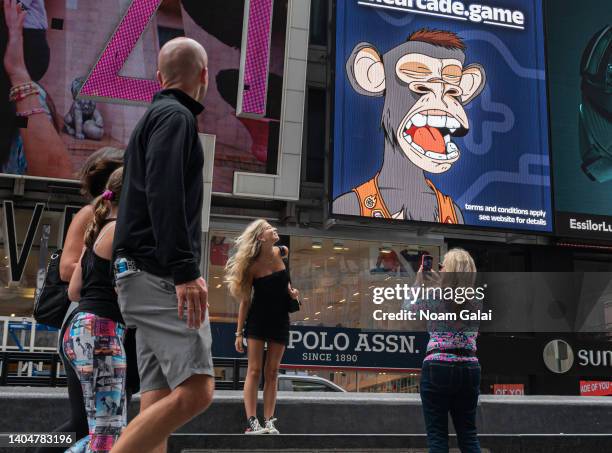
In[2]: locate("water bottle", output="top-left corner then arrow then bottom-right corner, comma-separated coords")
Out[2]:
117,258 -> 128,274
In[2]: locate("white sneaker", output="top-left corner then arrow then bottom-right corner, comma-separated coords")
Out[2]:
245,416 -> 267,434
265,417 -> 279,434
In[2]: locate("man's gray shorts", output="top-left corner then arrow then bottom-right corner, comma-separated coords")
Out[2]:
115,269 -> 214,393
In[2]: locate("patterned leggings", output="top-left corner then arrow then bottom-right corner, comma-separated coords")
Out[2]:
63,312 -> 127,453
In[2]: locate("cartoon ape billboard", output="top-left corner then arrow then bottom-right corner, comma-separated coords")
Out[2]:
332,0 -> 552,232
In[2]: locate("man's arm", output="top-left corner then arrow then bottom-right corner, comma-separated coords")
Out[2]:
144,111 -> 200,285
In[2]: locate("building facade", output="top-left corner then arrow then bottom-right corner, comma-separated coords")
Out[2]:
1,0 -> 611,396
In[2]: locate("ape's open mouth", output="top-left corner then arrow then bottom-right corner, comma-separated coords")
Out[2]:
401,110 -> 467,161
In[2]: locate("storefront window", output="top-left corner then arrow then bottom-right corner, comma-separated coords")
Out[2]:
288,236 -> 439,330
0,207 -> 65,318
1,206 -> 66,352
208,231 -> 440,328
207,230 -> 440,393
282,368 -> 422,393
208,233 -> 238,323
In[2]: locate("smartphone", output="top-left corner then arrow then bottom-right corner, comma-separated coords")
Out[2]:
421,254 -> 433,272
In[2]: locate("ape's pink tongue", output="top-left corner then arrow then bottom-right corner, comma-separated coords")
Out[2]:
412,126 -> 446,154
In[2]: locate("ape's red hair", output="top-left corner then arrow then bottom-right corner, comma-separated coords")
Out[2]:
407,29 -> 466,51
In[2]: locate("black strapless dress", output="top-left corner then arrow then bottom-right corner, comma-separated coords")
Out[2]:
244,268 -> 291,345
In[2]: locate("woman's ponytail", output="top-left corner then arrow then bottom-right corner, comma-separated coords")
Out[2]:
83,167 -> 124,249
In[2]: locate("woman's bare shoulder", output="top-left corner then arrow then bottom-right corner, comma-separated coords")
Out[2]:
74,204 -> 94,222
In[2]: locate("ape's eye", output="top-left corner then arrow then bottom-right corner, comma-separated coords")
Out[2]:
399,62 -> 432,77
442,65 -> 462,82
443,74 -> 461,85
400,69 -> 431,78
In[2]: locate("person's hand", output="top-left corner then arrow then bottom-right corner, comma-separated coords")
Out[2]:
176,276 -> 208,329
414,265 -> 440,287
2,0 -> 29,84
414,265 -> 424,286
235,335 -> 244,353
288,283 -> 300,300
424,269 -> 441,287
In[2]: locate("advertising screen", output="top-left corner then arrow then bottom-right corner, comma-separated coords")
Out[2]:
331,0 -> 552,232
546,0 -> 612,240
0,0 -> 287,192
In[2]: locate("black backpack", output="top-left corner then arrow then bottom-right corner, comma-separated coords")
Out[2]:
33,249 -> 71,328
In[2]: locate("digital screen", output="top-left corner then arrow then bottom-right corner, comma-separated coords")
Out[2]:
546,0 -> 612,240
331,0 -> 552,232
0,0 -> 287,192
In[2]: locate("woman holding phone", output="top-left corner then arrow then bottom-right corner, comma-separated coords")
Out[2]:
415,248 -> 482,453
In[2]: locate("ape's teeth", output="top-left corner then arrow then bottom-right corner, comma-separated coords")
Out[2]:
446,142 -> 458,153
404,121 -> 412,130
447,151 -> 459,159
427,115 -> 446,128
412,113 -> 427,127
449,127 -> 458,134
405,135 -> 413,143
447,117 -> 461,129
426,151 -> 447,160
411,142 -> 425,154
444,135 -> 451,144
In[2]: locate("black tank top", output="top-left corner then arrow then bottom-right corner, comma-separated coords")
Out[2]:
250,247 -> 291,314
76,220 -> 123,323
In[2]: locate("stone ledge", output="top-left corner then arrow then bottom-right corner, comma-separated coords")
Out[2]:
1,388 -> 611,440
168,433 -> 612,453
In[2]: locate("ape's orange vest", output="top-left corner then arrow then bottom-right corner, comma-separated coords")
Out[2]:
352,174 -> 459,224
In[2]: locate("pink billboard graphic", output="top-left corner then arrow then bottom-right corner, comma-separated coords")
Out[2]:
81,0 -> 162,103
1,0 -> 287,192
82,0 -> 274,112
238,0 -> 274,117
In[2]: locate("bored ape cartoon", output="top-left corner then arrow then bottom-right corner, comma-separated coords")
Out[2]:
333,29 -> 486,223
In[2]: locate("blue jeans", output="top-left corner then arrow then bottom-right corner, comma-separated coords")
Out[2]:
420,360 -> 481,453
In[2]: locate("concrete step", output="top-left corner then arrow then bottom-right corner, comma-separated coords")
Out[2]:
166,433 -> 611,453
1,388 -> 611,452
1,388 -> 610,436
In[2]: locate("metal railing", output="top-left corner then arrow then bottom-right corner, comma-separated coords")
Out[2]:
0,350 -> 249,390
0,316 -> 60,353
0,351 -> 66,387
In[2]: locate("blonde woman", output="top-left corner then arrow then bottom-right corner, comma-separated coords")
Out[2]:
416,248 -> 481,453
225,219 -> 300,435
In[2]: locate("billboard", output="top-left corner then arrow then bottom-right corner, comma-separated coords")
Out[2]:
331,0 -> 552,232
211,322 -> 429,370
546,0 -> 612,240
0,0 -> 288,193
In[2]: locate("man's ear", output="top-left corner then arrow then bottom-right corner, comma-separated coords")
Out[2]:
346,42 -> 385,97
460,64 -> 486,104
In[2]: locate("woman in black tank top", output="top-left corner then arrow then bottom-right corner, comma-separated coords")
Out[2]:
63,168 -> 130,453
35,148 -> 128,453
225,219 -> 300,435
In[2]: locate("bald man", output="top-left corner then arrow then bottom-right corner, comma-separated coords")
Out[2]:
112,38 -> 213,453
